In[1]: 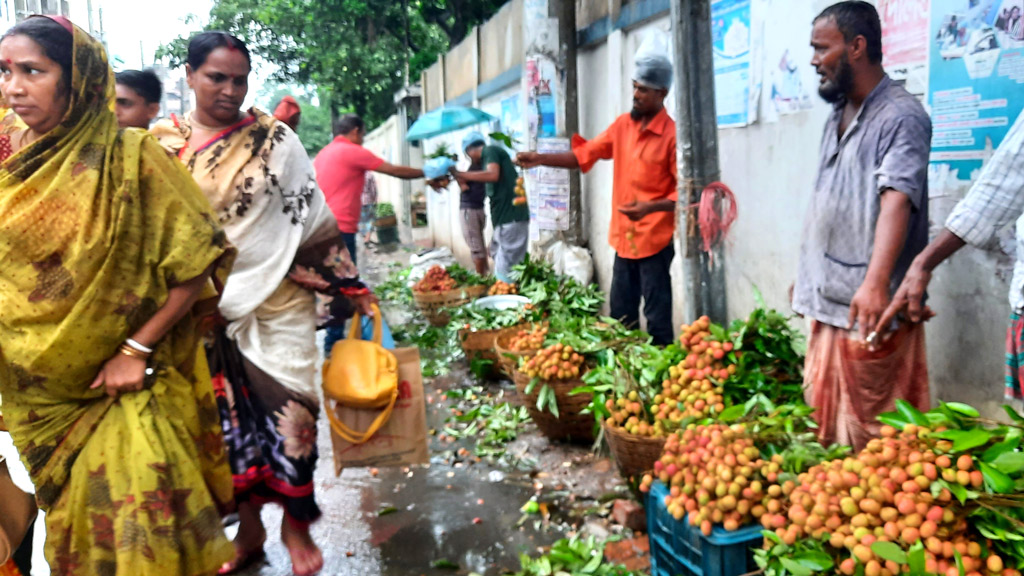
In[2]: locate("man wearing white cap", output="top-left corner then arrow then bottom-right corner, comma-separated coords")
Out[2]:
453,132 -> 530,281
517,42 -> 678,345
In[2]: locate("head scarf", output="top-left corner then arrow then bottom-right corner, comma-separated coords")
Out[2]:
0,17 -> 233,509
273,95 -> 301,128
462,130 -> 485,151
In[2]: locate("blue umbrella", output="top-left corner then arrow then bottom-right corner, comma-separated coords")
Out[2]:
406,106 -> 496,141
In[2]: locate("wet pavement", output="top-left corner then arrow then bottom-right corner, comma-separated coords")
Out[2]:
240,365 -> 629,576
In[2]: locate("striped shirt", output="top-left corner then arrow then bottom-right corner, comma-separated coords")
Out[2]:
945,110 -> 1024,312
793,76 -> 933,329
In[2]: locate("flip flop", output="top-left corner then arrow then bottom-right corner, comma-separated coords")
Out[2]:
218,545 -> 266,575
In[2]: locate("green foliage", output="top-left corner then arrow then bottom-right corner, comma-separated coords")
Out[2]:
511,536 -> 645,576
442,385 -> 533,467
158,0 -> 506,129
511,257 -> 605,319
722,302 -> 806,408
375,202 -> 396,218
428,142 -> 457,160
755,533 -> 835,576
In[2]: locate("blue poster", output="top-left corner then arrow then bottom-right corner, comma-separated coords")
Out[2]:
501,95 -> 522,142
711,0 -> 753,127
929,0 -> 1024,179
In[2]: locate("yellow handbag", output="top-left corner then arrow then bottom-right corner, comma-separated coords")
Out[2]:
322,304 -> 399,444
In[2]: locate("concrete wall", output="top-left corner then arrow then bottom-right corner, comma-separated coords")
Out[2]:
364,114 -> 427,244
480,0 -> 524,84
423,62 -> 445,113
577,0 -> 611,29
445,30 -> 479,102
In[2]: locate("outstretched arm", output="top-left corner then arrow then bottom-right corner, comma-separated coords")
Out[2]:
516,151 -> 580,169
453,163 -> 501,183
375,162 -> 425,180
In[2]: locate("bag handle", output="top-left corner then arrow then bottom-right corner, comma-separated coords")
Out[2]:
325,386 -> 398,444
346,303 -> 383,344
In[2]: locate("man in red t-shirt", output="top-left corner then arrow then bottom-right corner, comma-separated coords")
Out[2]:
313,114 -> 424,265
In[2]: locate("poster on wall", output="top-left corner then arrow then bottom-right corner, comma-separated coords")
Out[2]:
528,138 -> 571,232
712,0 -> 759,127
929,0 -> 1024,179
760,0 -> 816,120
524,56 -> 559,143
879,0 -> 931,97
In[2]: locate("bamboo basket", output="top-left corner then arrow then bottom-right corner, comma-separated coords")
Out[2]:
513,368 -> 594,443
603,421 -> 667,480
493,324 -> 541,376
412,285 -> 487,326
457,327 -> 503,377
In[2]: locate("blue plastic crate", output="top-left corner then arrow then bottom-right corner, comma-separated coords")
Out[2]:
647,481 -> 764,576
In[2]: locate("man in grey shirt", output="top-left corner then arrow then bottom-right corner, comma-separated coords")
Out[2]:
792,1 -> 933,450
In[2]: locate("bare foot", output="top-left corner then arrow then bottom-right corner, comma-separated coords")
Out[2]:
282,520 -> 323,576
219,503 -> 267,574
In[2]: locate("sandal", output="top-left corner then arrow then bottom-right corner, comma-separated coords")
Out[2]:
218,544 -> 266,575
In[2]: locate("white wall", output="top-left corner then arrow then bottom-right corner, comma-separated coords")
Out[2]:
364,115 -> 427,244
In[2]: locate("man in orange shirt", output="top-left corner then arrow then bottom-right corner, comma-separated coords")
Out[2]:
517,51 -> 677,344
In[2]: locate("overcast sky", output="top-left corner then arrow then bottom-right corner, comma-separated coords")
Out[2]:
93,0 -> 213,69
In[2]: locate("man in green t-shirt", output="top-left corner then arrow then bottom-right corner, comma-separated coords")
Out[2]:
453,132 -> 530,281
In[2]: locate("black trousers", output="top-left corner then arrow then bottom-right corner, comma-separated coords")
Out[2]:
610,244 -> 675,346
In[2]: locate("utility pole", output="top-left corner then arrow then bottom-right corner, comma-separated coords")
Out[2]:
549,0 -> 582,245
671,0 -> 727,323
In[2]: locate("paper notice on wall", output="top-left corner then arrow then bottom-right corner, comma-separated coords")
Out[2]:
712,0 -> 761,127
527,138 -> 571,231
880,0 -> 931,97
759,0 -> 816,121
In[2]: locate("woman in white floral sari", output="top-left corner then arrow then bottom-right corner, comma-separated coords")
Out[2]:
152,32 -> 374,576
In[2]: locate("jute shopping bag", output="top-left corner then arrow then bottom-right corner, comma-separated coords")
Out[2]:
329,347 -> 428,474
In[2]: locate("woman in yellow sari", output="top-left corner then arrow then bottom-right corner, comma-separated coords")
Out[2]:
0,16 -> 236,576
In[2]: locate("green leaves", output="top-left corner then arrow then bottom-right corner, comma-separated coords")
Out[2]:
896,399 -> 930,427
721,307 -> 806,409
512,536 -> 644,576
934,428 -> 994,452
872,541 -> 908,564
979,461 -> 1015,493
990,451 -> 1024,475
536,384 -> 560,418
755,531 -> 833,576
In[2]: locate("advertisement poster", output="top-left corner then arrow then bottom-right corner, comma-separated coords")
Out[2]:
528,138 -> 571,231
879,0 -> 931,96
929,0 -> 1024,179
760,0 -> 816,120
712,0 -> 756,127
524,56 -> 559,144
